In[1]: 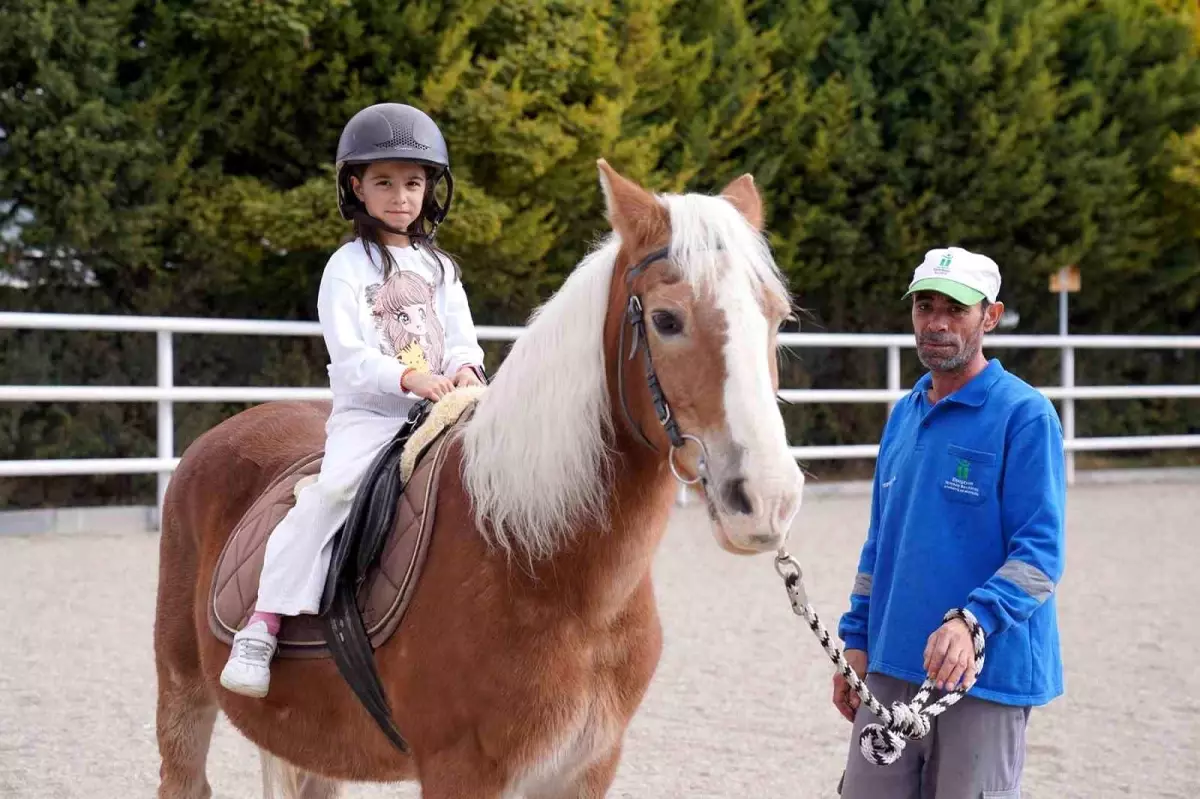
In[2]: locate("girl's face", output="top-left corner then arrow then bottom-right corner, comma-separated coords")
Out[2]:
351,161 -> 427,234
397,302 -> 428,336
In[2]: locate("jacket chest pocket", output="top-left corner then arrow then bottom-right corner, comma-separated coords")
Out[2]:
940,444 -> 997,506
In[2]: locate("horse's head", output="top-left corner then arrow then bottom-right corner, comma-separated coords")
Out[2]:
597,160 -> 804,555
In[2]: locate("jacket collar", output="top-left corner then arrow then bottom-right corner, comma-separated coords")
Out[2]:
914,358 -> 1005,407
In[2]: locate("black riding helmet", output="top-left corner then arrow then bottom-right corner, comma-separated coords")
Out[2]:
335,103 -> 455,237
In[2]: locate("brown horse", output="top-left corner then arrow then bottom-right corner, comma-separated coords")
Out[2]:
154,160 -> 804,798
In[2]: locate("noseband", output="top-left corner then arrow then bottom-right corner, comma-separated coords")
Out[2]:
617,246 -> 708,487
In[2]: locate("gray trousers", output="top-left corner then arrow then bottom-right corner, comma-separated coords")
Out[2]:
838,673 -> 1031,799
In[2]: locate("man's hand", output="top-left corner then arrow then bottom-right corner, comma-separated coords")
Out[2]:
832,649 -> 868,722
923,618 -> 977,692
454,367 -> 484,388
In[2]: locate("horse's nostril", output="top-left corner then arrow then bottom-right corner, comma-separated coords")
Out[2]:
721,477 -> 754,516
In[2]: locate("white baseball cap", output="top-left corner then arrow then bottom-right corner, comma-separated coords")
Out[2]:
903,246 -> 1001,305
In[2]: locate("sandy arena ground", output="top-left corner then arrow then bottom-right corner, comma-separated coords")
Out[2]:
0,481 -> 1197,798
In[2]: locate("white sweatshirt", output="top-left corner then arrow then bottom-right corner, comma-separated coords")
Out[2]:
316,239 -> 485,415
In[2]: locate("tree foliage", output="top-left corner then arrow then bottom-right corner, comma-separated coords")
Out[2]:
2,0 -> 1198,506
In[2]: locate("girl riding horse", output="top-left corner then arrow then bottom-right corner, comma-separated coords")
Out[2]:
219,103 -> 486,699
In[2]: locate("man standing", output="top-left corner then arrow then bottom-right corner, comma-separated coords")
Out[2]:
835,247 -> 1066,798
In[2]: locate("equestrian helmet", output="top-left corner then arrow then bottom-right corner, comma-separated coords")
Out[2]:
335,103 -> 455,229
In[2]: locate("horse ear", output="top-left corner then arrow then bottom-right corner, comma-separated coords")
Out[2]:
597,159 -> 669,246
720,173 -> 764,231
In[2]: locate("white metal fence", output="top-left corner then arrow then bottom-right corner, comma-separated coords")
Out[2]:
2,312 -> 1199,511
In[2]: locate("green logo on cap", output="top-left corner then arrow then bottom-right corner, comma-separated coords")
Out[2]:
935,252 -> 953,274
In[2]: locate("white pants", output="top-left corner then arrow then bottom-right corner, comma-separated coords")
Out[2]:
255,407 -> 410,616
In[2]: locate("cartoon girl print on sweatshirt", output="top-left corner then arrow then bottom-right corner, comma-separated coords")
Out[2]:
366,269 -> 445,375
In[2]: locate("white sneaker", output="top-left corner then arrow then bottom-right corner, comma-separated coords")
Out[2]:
219,621 -> 277,698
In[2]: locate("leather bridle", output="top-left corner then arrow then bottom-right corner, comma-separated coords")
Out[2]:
616,246 -> 709,488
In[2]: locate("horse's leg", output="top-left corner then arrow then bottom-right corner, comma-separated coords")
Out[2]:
260,750 -> 343,799
525,745 -> 624,799
154,507 -> 218,799
571,746 -> 623,799
155,674 -> 218,799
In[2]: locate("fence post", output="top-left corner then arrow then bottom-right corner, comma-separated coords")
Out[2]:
1062,343 -> 1076,486
886,345 -> 901,414
156,330 -> 174,526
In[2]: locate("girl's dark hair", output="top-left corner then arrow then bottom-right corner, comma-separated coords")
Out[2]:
347,163 -> 461,284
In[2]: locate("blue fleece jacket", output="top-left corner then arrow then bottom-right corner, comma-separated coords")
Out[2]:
837,359 -> 1066,707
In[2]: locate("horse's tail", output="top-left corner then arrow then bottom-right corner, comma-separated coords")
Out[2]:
259,749 -> 342,799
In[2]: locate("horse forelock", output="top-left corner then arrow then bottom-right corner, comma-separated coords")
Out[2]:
660,191 -> 789,310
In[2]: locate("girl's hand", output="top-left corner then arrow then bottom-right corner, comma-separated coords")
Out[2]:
402,370 -> 455,401
454,367 -> 485,388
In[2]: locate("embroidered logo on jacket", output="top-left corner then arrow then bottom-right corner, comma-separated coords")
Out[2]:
944,458 -> 980,499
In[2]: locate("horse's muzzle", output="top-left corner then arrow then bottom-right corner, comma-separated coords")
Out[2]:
709,470 -> 803,554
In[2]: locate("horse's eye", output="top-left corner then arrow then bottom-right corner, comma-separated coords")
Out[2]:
651,310 -> 683,336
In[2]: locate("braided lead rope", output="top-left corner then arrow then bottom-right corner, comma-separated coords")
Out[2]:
773,550 -> 986,766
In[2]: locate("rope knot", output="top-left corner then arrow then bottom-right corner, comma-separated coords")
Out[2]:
888,701 -> 931,738
858,723 -> 905,765
857,701 -> 932,766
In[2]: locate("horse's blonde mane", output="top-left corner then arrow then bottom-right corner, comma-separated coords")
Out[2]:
461,237 -> 619,561
461,189 -> 788,561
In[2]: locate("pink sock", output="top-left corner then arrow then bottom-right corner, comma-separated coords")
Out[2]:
248,611 -> 281,636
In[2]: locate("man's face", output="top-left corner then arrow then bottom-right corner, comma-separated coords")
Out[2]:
911,291 -> 1000,372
